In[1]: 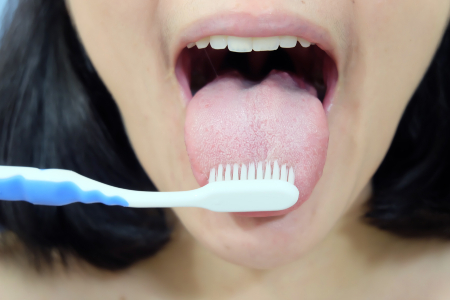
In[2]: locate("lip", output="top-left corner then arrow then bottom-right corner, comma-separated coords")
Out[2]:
170,11 -> 340,72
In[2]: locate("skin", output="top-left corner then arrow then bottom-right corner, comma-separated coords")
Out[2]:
2,0 -> 450,299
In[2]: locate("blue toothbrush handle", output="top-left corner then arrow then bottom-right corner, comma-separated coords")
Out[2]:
0,166 -> 299,212
0,166 -> 129,206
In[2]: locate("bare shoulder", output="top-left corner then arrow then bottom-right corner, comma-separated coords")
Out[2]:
0,249 -> 168,300
412,241 -> 450,300
434,246 -> 450,299
0,250 -> 36,300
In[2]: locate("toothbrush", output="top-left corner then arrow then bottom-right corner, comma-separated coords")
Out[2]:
0,162 -> 298,212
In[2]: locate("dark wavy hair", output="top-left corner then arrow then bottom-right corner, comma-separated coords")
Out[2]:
0,0 -> 171,270
0,0 -> 449,271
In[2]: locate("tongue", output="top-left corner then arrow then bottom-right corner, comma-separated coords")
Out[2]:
185,71 -> 329,211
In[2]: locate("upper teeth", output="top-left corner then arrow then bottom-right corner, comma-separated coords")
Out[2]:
187,36 -> 312,52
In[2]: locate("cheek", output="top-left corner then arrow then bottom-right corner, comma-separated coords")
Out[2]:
113,55 -> 197,192
356,0 -> 448,71
115,70 -> 198,193
68,0 -> 199,192
337,0 -> 450,177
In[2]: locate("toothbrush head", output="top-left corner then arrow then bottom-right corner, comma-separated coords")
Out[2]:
201,161 -> 299,213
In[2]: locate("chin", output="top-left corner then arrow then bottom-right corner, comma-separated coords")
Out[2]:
173,190 -> 331,269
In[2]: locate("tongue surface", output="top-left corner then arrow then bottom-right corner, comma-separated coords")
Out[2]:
185,71 -> 329,206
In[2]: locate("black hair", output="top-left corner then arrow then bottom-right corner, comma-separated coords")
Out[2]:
367,23 -> 450,237
0,0 -> 449,271
0,0 -> 171,270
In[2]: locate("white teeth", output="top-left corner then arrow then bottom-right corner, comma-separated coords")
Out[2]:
189,35 -> 313,52
210,35 -> 228,49
208,161 -> 295,184
196,37 -> 210,49
279,36 -> 297,48
253,37 -> 279,51
227,36 -> 253,52
298,37 -> 311,48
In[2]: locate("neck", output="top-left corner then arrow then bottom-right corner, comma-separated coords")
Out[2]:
138,184 -> 447,299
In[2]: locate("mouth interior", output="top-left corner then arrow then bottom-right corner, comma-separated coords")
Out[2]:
177,43 -> 336,102
178,41 -> 337,217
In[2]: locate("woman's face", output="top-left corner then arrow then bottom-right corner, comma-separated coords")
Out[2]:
66,0 -> 450,269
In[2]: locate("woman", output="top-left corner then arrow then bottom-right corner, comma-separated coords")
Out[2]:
1,0 -> 450,299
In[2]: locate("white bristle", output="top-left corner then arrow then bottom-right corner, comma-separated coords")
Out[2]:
241,164 -> 247,180
257,162 -> 264,180
225,164 -> 232,181
288,167 -> 295,184
209,168 -> 216,183
233,164 -> 239,180
217,164 -> 224,181
281,164 -> 287,181
208,161 -> 294,184
273,161 -> 280,180
264,161 -> 271,180
248,162 -> 256,180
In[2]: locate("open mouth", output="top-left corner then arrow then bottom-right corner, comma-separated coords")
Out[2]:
184,37 -> 330,100
176,34 -> 338,217
176,35 -> 337,109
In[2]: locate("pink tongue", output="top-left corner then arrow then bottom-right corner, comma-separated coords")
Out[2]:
185,71 -> 329,206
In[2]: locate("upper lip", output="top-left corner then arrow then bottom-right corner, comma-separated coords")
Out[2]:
170,10 -> 340,70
